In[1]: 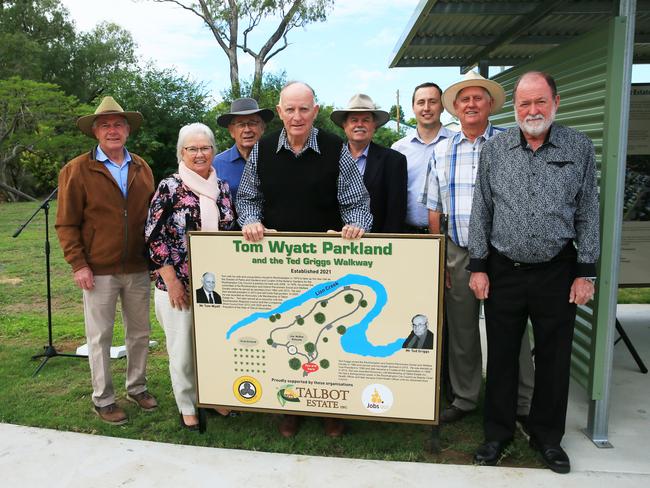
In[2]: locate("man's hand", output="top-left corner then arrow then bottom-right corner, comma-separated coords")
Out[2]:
74,267 -> 95,290
469,272 -> 490,300
242,222 -> 266,242
341,224 -> 365,240
569,277 -> 595,305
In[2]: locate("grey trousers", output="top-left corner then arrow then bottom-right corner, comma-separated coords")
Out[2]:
446,239 -> 534,414
82,272 -> 151,407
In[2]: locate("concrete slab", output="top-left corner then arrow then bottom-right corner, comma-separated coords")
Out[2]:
0,423 -> 647,488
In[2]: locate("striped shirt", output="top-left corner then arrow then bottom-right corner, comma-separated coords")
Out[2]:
422,123 -> 504,246
237,127 -> 372,231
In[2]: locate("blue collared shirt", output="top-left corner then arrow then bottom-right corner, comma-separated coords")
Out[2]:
350,144 -> 370,175
392,126 -> 456,227
96,146 -> 131,197
212,144 -> 247,202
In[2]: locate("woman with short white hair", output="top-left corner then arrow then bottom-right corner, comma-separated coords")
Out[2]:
145,123 -> 234,430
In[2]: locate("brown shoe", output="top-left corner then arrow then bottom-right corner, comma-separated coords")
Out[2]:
94,403 -> 128,425
126,391 -> 158,411
278,414 -> 301,437
323,417 -> 345,438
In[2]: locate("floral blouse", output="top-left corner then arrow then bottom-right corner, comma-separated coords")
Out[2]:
145,174 -> 235,291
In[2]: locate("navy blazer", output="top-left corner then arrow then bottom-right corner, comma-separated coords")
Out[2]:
364,142 -> 408,233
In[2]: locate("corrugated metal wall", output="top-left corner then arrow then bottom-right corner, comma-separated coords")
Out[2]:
489,22 -> 612,395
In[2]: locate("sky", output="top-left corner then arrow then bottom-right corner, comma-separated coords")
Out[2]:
61,0 -> 650,124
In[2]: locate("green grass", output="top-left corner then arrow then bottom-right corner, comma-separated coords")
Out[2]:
6,201 -> 647,467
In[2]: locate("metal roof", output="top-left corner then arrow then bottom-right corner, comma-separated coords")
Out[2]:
389,0 -> 650,72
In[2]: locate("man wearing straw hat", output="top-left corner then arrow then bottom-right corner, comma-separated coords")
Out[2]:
56,96 -> 157,425
422,72 -> 534,426
213,98 -> 274,207
330,93 -> 407,233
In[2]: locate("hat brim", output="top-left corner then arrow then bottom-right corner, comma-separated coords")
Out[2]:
442,79 -> 505,118
330,109 -> 391,128
217,108 -> 274,128
77,111 -> 143,138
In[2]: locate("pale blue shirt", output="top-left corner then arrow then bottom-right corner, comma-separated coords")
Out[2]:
391,126 -> 455,227
350,144 -> 369,176
96,146 -> 132,197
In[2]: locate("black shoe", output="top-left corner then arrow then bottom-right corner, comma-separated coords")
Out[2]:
529,437 -> 571,474
179,413 -> 199,432
473,440 -> 511,466
440,405 -> 471,424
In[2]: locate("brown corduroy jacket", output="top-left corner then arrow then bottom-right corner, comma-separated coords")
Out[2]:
55,148 -> 154,275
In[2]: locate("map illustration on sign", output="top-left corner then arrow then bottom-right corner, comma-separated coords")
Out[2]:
226,274 -> 404,375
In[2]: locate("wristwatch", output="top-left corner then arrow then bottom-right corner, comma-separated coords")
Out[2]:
582,277 -> 597,284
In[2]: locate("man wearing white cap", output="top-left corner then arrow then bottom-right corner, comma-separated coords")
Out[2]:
422,72 -> 534,425
56,96 -> 157,425
330,94 -> 407,233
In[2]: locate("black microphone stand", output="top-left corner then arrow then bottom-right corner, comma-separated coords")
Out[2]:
13,188 -> 86,376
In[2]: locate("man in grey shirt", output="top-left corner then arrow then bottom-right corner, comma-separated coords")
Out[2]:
468,71 -> 599,474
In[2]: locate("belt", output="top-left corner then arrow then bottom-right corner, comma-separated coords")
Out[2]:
405,224 -> 430,234
490,242 -> 576,270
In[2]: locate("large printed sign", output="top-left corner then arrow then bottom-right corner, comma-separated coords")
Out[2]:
188,232 -> 444,424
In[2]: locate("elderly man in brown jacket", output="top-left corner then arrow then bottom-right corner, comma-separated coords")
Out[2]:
56,97 -> 156,425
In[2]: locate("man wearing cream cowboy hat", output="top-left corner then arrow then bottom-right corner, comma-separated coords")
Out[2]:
56,96 -> 157,425
421,72 -> 535,430
330,93 -> 407,233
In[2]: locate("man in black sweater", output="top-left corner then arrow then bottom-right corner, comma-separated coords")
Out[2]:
237,81 -> 373,439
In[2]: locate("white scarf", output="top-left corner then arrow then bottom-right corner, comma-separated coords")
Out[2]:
178,161 -> 220,231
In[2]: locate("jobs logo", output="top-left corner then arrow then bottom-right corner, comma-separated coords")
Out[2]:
361,384 -> 394,414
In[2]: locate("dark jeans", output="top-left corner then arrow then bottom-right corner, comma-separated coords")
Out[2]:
483,249 -> 577,445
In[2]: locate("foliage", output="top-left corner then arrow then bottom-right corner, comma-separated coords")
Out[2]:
389,104 -> 405,123
0,1 -> 137,103
100,65 -> 213,183
0,77 -> 90,200
372,127 -> 403,148
151,0 -> 334,98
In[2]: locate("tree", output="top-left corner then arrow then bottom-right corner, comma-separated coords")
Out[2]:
0,1 -> 137,103
0,77 -> 89,200
61,22 -> 138,103
101,64 -> 213,182
389,104 -> 405,124
0,0 -> 76,82
373,127 -> 404,148
151,0 -> 334,98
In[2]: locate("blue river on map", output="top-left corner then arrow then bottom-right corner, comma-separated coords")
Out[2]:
225,273 -> 405,357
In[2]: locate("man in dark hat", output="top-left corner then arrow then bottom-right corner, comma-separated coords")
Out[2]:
213,98 -> 274,207
56,96 -> 157,426
330,93 -> 407,233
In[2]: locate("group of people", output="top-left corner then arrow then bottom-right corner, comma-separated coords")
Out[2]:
55,69 -> 599,474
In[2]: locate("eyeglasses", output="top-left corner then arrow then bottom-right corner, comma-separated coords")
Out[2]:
232,120 -> 261,129
184,146 -> 213,155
